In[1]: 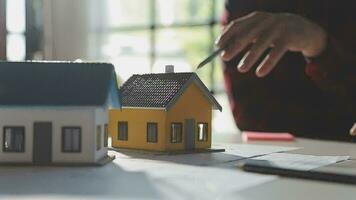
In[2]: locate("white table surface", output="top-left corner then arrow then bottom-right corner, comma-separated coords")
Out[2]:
216,134 -> 356,200
1,134 -> 356,200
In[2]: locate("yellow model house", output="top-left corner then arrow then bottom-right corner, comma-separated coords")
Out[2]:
109,67 -> 222,152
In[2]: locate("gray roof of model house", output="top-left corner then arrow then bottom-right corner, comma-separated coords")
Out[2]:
0,61 -> 120,106
120,72 -> 222,111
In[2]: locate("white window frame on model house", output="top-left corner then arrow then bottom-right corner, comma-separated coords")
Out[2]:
61,127 -> 82,153
104,124 -> 108,147
171,122 -> 182,143
197,123 -> 208,142
147,122 -> 158,143
118,121 -> 128,141
3,126 -> 25,152
96,125 -> 101,150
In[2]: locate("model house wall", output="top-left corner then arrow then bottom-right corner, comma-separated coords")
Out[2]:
109,82 -> 213,151
0,61 -> 120,164
110,109 -> 166,151
94,107 -> 109,162
0,107 -> 106,163
165,83 -> 212,151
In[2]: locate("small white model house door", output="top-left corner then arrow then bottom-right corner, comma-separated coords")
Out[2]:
184,119 -> 195,150
33,122 -> 52,164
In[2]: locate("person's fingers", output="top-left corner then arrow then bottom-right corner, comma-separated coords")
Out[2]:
216,11 -> 270,49
255,43 -> 287,77
215,22 -> 235,46
237,29 -> 278,73
350,123 -> 356,136
220,14 -> 275,61
221,37 -> 250,61
215,12 -> 263,47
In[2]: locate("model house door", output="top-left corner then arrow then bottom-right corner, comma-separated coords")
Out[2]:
185,119 -> 195,150
33,122 -> 52,164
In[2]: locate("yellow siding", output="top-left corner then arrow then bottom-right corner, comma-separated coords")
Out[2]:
166,83 -> 212,151
109,82 -> 213,152
109,109 -> 167,151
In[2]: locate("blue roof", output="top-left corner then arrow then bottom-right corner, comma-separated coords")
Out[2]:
0,61 -> 121,107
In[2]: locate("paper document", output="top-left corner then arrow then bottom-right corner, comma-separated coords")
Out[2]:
115,155 -> 277,200
253,153 -> 350,171
219,143 -> 300,158
113,144 -> 300,166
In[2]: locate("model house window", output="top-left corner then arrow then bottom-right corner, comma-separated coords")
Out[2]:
3,127 -> 25,152
147,123 -> 158,143
118,121 -> 128,141
96,125 -> 101,150
197,123 -> 208,142
62,127 -> 81,152
104,124 -> 108,147
171,123 -> 182,143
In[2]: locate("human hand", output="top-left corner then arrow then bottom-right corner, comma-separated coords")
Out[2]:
350,123 -> 356,136
215,11 -> 327,77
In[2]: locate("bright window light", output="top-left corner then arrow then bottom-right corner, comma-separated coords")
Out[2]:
6,34 -> 26,61
6,0 -> 26,33
99,0 -> 225,91
6,0 -> 26,61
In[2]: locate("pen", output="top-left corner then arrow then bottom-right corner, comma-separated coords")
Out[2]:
196,46 -> 226,70
240,161 -> 356,185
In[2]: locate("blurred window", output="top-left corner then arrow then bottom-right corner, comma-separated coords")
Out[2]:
101,0 -> 225,93
5,0 -> 26,61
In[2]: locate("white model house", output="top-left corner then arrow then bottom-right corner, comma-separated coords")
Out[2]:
0,61 -> 120,165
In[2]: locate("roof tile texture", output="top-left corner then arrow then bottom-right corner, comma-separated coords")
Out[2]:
121,72 -> 193,108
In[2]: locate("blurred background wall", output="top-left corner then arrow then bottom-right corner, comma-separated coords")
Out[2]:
43,0 -> 90,60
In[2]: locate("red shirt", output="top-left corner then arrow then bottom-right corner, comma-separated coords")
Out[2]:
222,0 -> 356,141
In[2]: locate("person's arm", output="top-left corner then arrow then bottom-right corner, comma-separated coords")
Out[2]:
216,11 -> 328,77
216,11 -> 356,115
305,36 -> 356,115
351,123 -> 356,136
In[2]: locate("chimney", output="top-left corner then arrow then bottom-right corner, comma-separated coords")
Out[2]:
165,65 -> 174,73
